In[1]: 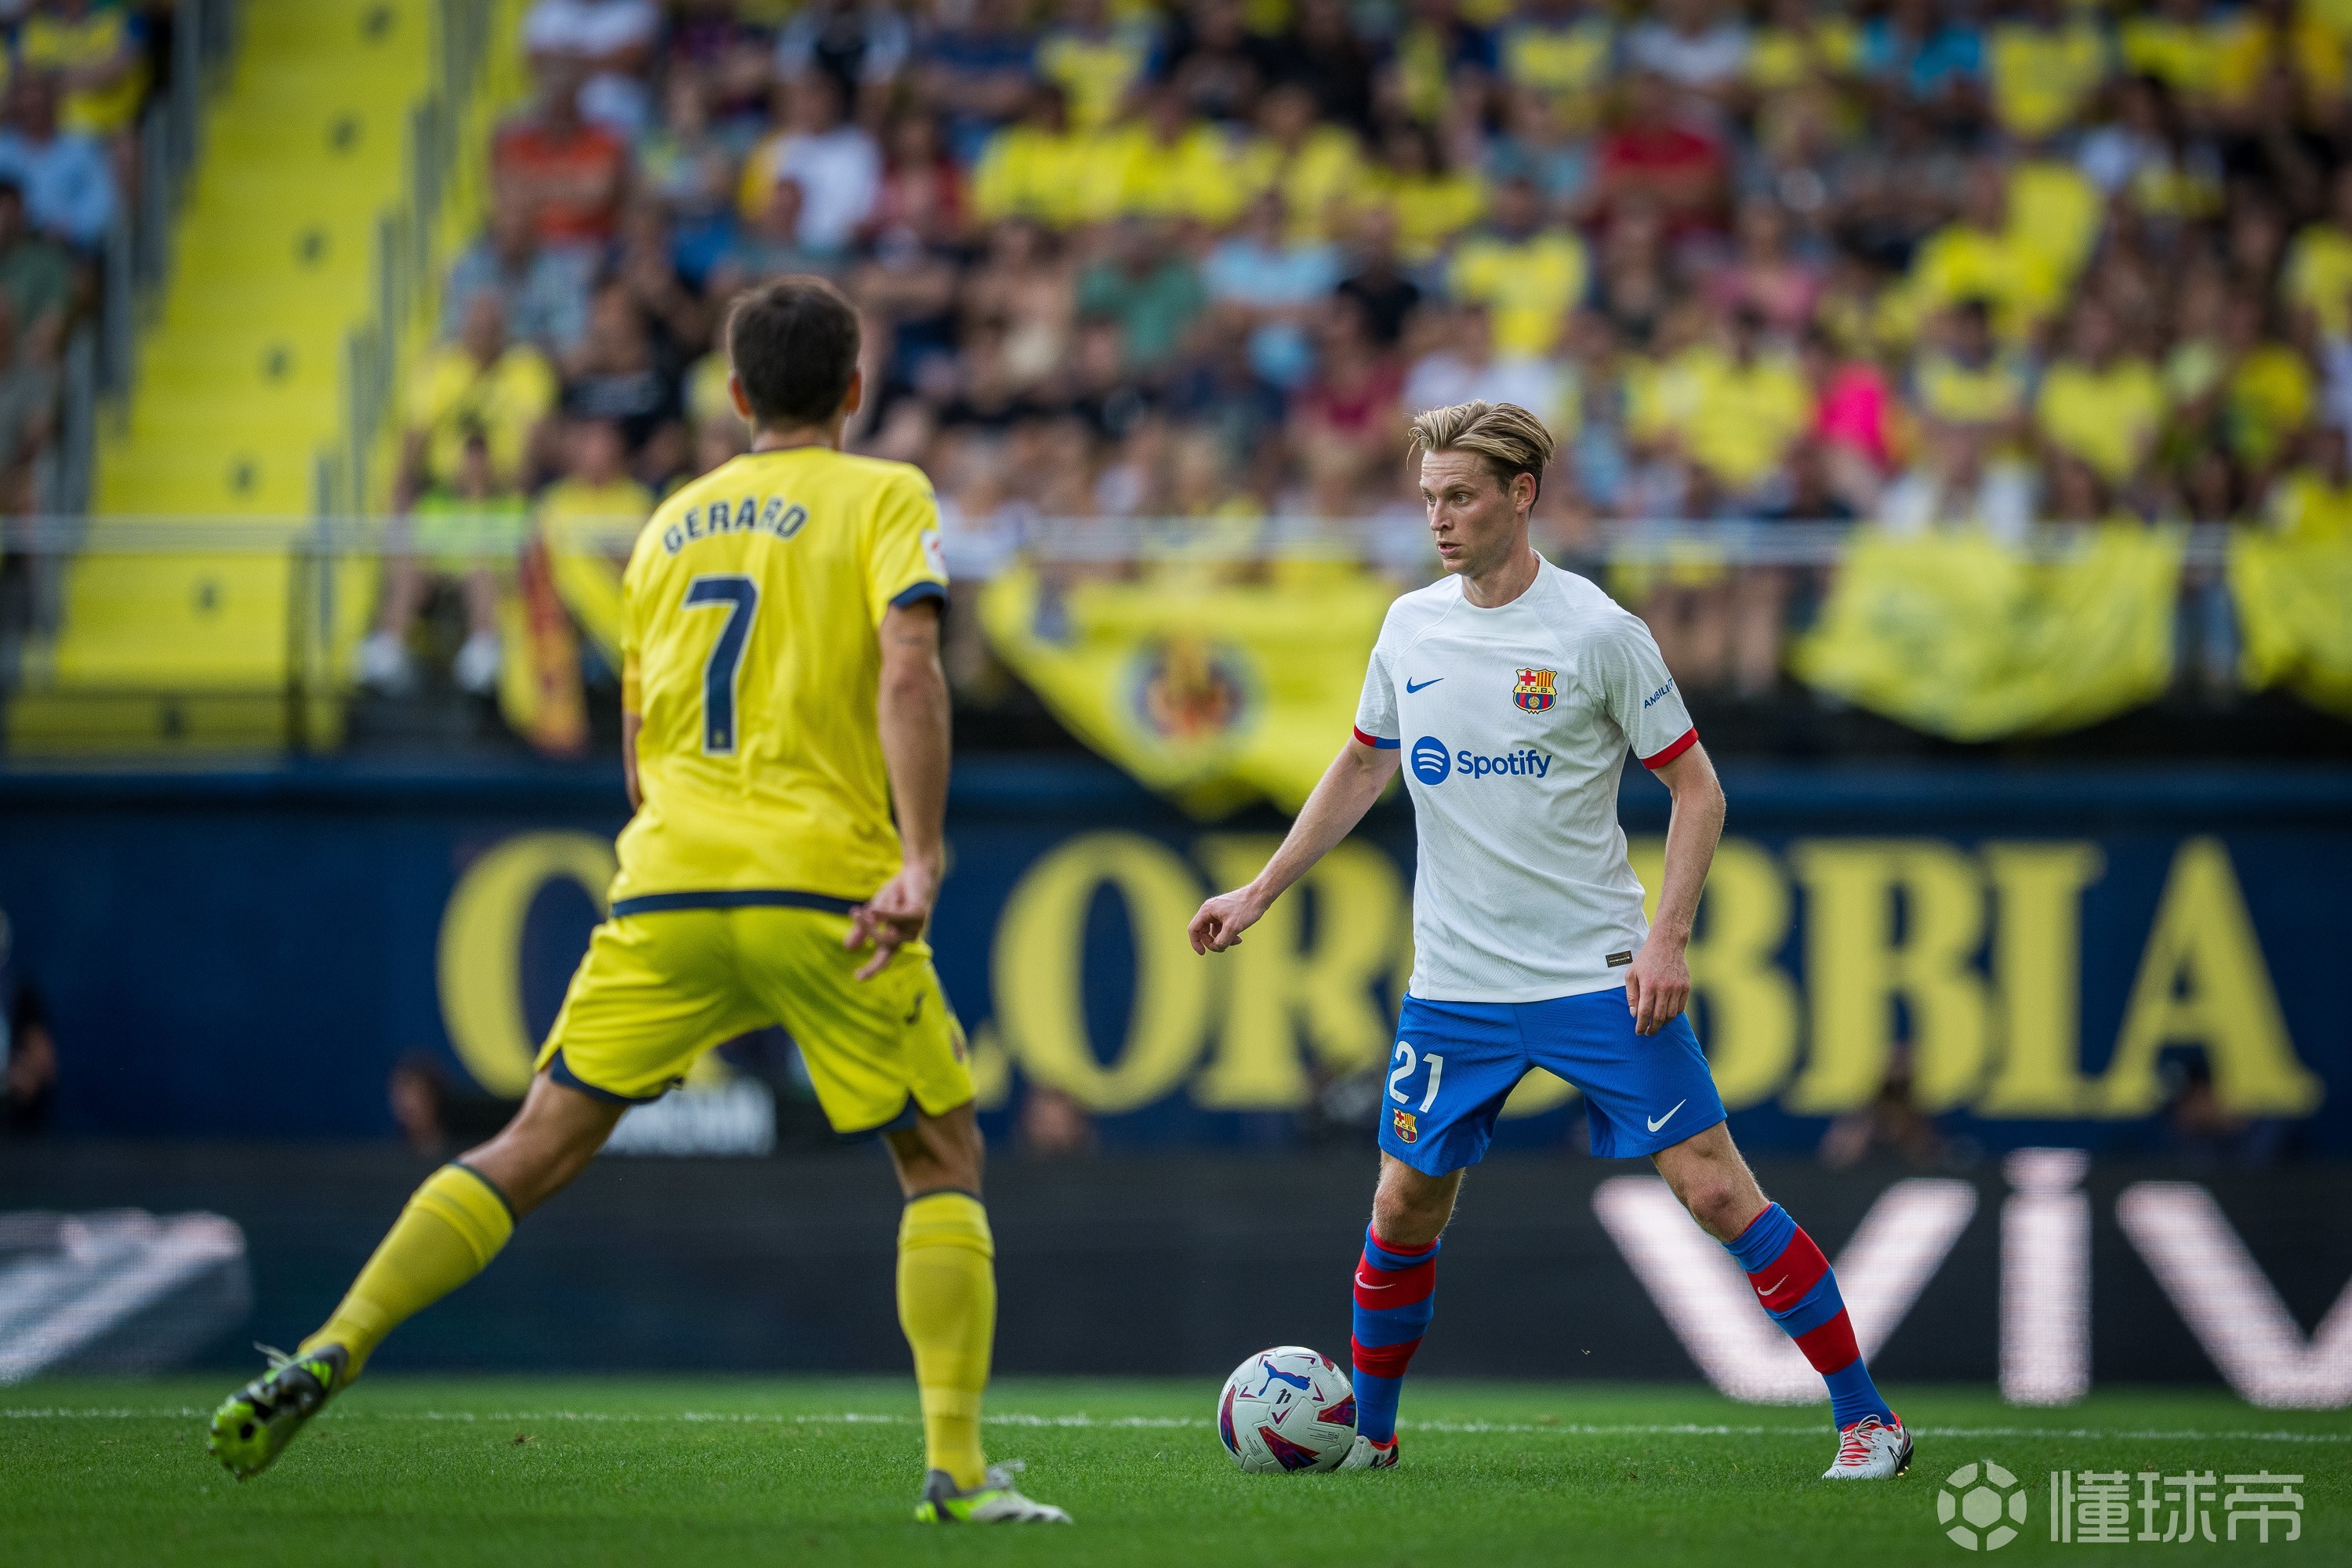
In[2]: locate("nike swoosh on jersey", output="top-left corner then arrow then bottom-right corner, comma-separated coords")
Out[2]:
1646,1099 -> 1686,1133
1404,677 -> 1443,693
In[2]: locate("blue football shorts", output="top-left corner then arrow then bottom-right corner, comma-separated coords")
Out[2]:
1377,989 -> 1729,1174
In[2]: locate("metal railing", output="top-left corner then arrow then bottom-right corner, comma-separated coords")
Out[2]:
314,0 -> 503,520
100,0 -> 242,410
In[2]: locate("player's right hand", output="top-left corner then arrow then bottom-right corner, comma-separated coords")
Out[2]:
1188,887 -> 1265,953
848,862 -> 938,981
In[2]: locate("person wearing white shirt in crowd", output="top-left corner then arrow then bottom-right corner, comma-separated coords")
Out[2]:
749,74 -> 882,258
1402,305 -> 1563,426
524,0 -> 661,135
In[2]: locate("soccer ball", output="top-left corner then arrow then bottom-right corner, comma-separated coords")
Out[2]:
1216,1345 -> 1357,1472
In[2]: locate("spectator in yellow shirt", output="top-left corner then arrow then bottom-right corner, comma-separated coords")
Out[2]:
1895,158 -> 2064,341
2264,425 -> 2352,544
2036,299 -> 2168,488
1232,84 -> 1366,240
1747,0 -> 1863,96
970,84 -> 1094,229
1987,0 -> 2109,141
1679,307 -> 1815,501
2285,164 -> 2352,339
1499,0 -> 1617,122
1447,176 -> 1589,358
2221,298 -> 2317,474
20,0 -> 146,139
401,295 -> 559,504
1036,0 -> 1156,131
1911,296 -> 2032,444
1367,122 -> 1485,263
538,416 -> 656,666
1108,87 -> 1250,226
360,432 -> 529,697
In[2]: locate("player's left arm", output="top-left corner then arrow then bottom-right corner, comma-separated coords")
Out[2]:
1628,739 -> 1726,1037
620,655 -> 643,810
846,597 -> 951,980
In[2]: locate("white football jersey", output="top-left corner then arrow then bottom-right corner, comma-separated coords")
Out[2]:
1352,558 -> 1698,1004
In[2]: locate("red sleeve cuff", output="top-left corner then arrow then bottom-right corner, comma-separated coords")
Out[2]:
1640,727 -> 1699,769
1352,725 -> 1401,750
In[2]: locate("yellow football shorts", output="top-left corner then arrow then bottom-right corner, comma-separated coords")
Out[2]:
534,903 -> 973,1134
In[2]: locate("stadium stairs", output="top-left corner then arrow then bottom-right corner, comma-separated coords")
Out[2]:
7,0 -> 520,757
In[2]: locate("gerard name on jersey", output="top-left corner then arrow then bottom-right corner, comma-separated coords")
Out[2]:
660,494 -> 811,554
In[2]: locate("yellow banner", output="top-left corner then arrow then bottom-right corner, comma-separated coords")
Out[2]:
1792,525 -> 2183,740
980,561 -> 1397,817
2230,533 -> 2352,720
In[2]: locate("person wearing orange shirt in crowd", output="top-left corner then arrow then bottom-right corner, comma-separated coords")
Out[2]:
492,64 -> 631,254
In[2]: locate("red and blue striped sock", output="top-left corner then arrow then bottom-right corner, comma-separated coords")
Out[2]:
1349,1226 -> 1439,1445
1724,1202 -> 1893,1430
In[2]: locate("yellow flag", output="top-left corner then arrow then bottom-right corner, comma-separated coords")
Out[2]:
980,560 -> 1396,818
1792,525 -> 2183,740
2231,533 -> 2352,718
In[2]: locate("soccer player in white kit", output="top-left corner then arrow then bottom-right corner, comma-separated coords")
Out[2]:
1189,401 -> 1911,1481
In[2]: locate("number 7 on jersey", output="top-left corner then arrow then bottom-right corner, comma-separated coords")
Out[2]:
684,574 -> 759,755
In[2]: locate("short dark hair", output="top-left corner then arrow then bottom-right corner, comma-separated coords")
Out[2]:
727,276 -> 861,427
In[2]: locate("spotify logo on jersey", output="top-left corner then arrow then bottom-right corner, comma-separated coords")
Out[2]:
1410,735 -> 1453,785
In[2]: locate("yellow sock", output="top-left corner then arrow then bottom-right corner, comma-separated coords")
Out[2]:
897,1190 -> 995,1490
299,1163 -> 514,1377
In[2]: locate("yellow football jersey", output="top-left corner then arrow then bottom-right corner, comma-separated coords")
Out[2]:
611,446 -> 948,910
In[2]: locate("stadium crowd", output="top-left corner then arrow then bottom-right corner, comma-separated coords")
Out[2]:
368,0 -> 2352,701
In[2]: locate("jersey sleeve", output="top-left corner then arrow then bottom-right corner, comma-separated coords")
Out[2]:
863,466 -> 950,626
1592,610 -> 1698,768
1351,607 -> 1403,749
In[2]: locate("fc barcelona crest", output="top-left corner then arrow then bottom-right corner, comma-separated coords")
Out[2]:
1392,1109 -> 1419,1143
1513,668 -> 1557,712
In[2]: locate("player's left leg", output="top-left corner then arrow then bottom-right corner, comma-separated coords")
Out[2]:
1652,1123 -> 1910,1480
1523,989 -> 1908,1480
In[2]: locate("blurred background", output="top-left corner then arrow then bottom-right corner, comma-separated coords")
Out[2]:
0,0 -> 2347,1404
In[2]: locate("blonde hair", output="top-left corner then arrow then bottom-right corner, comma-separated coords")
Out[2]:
1406,400 -> 1557,500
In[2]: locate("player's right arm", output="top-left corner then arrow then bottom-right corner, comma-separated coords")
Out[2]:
1189,735 -> 1400,953
1193,608 -> 1409,953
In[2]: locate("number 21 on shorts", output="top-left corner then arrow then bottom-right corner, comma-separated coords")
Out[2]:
1388,1040 -> 1444,1112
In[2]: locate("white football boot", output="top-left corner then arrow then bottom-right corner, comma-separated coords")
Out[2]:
916,1461 -> 1073,1523
1337,1435 -> 1399,1470
1822,1413 -> 1912,1479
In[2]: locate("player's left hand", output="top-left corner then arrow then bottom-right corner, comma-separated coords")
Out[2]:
1624,938 -> 1690,1036
847,862 -> 937,981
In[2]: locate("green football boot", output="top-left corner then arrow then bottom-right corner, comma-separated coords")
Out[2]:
914,1461 -> 1072,1523
206,1342 -> 350,1479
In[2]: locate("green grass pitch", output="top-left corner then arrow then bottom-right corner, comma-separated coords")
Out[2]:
4,1377 -> 2345,1566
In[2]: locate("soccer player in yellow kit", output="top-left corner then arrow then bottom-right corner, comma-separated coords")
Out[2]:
208,278 -> 1068,1525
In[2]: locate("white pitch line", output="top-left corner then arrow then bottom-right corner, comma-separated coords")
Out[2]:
5,1408 -> 2350,1442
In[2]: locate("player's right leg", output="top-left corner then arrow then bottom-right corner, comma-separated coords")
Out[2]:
205,1074 -> 622,1478
209,908 -> 755,1479
1340,996 -> 1521,1470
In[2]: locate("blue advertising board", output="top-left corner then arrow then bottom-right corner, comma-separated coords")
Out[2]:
1,760 -> 2348,1152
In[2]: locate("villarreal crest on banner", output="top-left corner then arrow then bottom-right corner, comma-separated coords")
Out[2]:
1514,668 -> 1557,712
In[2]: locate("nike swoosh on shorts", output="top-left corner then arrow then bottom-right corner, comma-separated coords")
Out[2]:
1646,1099 -> 1686,1133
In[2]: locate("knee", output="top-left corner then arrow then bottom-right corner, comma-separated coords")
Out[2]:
1676,1176 -> 1744,1235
